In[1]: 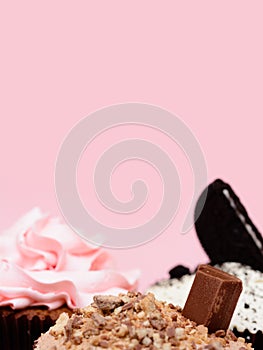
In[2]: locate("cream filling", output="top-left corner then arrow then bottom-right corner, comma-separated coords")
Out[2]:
222,189 -> 262,251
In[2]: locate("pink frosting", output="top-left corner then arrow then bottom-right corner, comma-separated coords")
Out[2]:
0,208 -> 139,309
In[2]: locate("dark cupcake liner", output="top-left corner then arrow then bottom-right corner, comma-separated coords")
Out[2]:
0,306 -> 72,350
233,327 -> 263,350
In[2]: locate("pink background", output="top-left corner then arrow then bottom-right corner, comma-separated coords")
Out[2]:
1,2 -> 263,291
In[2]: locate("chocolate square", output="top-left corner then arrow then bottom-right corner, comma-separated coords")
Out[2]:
182,264 -> 242,333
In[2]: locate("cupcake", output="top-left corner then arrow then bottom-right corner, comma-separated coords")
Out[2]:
148,179 -> 263,349
0,208 -> 139,349
35,292 -> 252,349
149,262 -> 263,348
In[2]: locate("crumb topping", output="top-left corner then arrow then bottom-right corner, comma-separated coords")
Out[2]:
35,292 -> 252,350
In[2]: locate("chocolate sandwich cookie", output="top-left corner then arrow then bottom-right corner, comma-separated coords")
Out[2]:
194,179 -> 263,272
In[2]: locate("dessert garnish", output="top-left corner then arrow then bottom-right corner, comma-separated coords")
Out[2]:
195,179 -> 263,272
183,264 -> 242,333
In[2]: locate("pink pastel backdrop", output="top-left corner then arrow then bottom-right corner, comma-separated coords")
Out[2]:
1,1 -> 263,291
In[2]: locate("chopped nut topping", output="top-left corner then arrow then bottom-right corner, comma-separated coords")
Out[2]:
91,312 -> 106,327
215,330 -> 226,338
35,293 -> 253,350
93,295 -> 123,312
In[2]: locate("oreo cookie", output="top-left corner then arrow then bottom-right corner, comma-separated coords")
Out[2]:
194,179 -> 263,272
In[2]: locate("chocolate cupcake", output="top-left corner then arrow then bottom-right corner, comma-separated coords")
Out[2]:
0,208 -> 139,350
0,305 -> 72,349
148,179 -> 263,349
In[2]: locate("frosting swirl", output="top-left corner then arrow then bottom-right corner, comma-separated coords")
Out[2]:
0,208 -> 139,309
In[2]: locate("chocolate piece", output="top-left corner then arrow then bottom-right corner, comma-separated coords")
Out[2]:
93,295 -> 123,312
182,264 -> 242,333
194,179 -> 263,272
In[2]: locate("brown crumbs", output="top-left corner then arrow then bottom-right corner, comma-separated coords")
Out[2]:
35,292 -> 253,350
